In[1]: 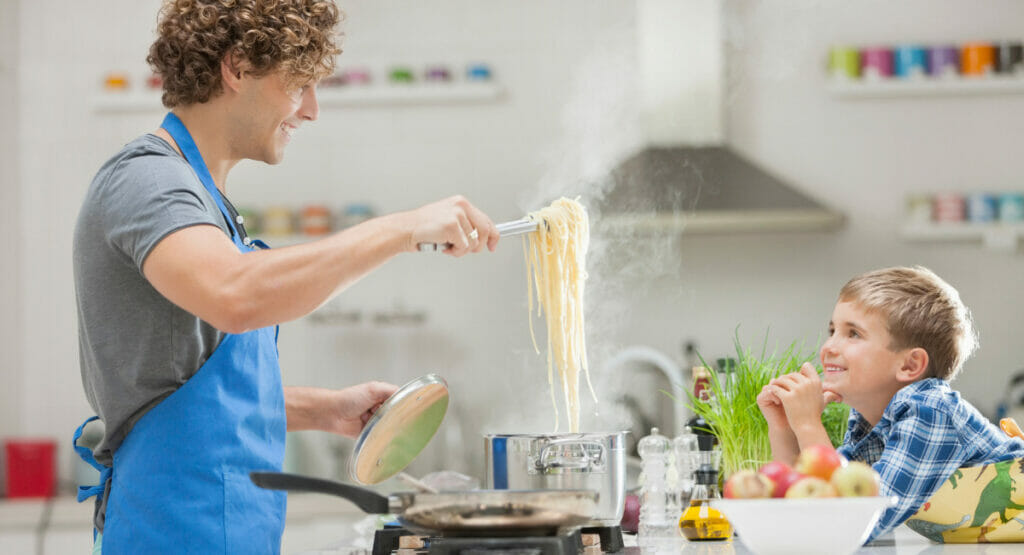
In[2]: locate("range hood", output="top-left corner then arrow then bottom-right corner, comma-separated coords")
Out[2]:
600,0 -> 844,233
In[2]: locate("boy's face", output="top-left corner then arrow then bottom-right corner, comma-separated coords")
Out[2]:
819,300 -> 909,421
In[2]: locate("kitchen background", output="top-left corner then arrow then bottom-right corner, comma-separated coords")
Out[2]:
3,0 -> 1024,522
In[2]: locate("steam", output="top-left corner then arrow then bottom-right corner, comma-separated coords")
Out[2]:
505,40 -> 692,435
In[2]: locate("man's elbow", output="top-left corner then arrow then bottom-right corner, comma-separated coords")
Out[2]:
207,288 -> 260,334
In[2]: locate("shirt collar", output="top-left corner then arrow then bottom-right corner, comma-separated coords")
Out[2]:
845,378 -> 950,440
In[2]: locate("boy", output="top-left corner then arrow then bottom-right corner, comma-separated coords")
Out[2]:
757,266 -> 1024,542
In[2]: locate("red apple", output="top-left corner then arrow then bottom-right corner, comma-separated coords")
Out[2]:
830,461 -> 881,497
784,476 -> 838,498
723,470 -> 774,499
758,461 -> 803,498
794,444 -> 847,481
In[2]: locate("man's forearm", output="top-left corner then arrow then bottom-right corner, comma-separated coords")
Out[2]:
225,213 -> 411,331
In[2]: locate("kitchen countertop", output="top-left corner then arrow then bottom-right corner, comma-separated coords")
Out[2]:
617,527 -> 1024,554
9,496 -> 1018,554
308,527 -> 1023,554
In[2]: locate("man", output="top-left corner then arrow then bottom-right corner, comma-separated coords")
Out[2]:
72,1 -> 499,552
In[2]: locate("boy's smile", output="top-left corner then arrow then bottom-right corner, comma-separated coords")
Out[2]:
820,301 -> 916,425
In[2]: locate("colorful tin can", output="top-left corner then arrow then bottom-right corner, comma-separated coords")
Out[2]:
932,192 -> 966,223
928,46 -> 960,78
861,47 -> 893,81
894,45 -> 928,79
966,193 -> 998,223
961,42 -> 995,76
998,193 -> 1024,222
828,46 -> 861,80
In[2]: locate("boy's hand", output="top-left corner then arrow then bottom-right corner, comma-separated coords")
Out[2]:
770,363 -> 829,429
757,384 -> 790,430
757,383 -> 801,465
823,390 -> 843,405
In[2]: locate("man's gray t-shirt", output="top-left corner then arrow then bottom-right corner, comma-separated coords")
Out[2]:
74,133 -> 233,466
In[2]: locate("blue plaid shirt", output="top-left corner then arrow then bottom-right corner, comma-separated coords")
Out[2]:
837,378 -> 1024,543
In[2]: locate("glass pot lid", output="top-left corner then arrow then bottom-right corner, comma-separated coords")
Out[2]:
349,373 -> 449,485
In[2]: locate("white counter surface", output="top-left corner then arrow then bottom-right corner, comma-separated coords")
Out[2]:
306,527 -> 1023,554
619,528 -> 1022,555
6,495 -> 1020,554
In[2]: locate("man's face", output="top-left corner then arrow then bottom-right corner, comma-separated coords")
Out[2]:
235,70 -> 319,164
819,301 -> 908,418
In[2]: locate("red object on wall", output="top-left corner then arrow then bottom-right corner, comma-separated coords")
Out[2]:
5,439 -> 57,498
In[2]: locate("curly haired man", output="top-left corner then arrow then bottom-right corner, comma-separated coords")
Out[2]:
72,2 -> 499,552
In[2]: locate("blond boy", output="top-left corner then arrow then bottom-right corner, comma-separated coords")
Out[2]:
758,266 -> 1024,542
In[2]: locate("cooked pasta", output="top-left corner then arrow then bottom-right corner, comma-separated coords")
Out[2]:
524,197 -> 596,432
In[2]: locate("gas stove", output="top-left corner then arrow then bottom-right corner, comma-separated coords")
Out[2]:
371,525 -> 625,555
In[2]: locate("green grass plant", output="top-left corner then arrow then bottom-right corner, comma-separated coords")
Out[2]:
683,331 -> 850,478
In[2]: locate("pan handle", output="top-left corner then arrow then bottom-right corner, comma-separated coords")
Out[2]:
250,471 -> 390,514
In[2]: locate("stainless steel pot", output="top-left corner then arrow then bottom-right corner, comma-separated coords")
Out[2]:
484,432 -> 628,526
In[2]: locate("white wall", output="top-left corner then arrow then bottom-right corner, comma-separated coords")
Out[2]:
719,0 -> 1024,413
0,0 -> 23,495
4,0 -> 1024,490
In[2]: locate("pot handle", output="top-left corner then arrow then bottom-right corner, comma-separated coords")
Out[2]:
250,471 -> 390,514
537,440 -> 605,471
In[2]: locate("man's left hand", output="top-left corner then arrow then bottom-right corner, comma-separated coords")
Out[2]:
285,382 -> 399,437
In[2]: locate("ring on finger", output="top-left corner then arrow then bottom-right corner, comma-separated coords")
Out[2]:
468,228 -> 479,241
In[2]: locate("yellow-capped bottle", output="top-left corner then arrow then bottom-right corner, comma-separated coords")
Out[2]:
679,463 -> 732,541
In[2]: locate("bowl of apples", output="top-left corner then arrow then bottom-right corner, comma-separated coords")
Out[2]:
713,445 -> 897,555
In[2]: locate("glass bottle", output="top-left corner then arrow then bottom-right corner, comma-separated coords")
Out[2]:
637,428 -> 677,548
673,426 -> 698,506
679,463 -> 732,541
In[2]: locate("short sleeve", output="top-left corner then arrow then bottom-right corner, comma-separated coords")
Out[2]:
99,154 -> 225,270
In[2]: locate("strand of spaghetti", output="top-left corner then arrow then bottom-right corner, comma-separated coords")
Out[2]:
524,236 -> 540,354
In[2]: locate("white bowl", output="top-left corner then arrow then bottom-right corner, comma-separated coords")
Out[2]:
712,496 -> 898,555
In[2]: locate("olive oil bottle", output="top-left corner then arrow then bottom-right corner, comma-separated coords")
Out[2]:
679,463 -> 732,541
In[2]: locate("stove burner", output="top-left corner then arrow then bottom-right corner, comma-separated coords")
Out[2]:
371,525 -> 624,555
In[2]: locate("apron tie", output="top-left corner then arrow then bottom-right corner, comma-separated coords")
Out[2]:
73,416 -> 113,502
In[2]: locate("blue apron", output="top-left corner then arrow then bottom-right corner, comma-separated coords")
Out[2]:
73,112 -> 286,554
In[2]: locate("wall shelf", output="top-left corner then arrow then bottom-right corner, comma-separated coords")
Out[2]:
901,222 -> 1024,252
92,82 -> 504,113
827,76 -> 1024,99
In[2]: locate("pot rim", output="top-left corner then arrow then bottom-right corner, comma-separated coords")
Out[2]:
484,431 -> 630,438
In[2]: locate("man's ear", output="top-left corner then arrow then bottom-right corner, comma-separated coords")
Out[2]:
221,51 -> 250,93
897,347 -> 929,383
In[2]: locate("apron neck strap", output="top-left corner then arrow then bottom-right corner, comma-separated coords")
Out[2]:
160,112 -> 240,241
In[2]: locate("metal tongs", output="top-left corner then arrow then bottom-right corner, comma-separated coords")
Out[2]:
417,218 -> 539,252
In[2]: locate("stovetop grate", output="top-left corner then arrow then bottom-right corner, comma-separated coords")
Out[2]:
371,525 -> 624,555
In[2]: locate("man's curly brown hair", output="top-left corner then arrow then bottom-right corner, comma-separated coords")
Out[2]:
147,0 -> 342,108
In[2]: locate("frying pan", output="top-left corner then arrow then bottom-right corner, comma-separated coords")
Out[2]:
249,374 -> 599,534
250,471 -> 599,535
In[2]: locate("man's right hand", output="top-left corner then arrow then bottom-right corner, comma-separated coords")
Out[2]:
398,195 -> 499,256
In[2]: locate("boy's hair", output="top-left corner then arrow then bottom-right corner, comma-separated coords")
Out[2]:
147,0 -> 342,108
838,266 -> 977,380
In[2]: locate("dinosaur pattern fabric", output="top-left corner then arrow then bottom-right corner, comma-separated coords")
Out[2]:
907,459 -> 1024,543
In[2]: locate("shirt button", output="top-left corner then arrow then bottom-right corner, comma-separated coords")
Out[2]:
236,215 -> 245,224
